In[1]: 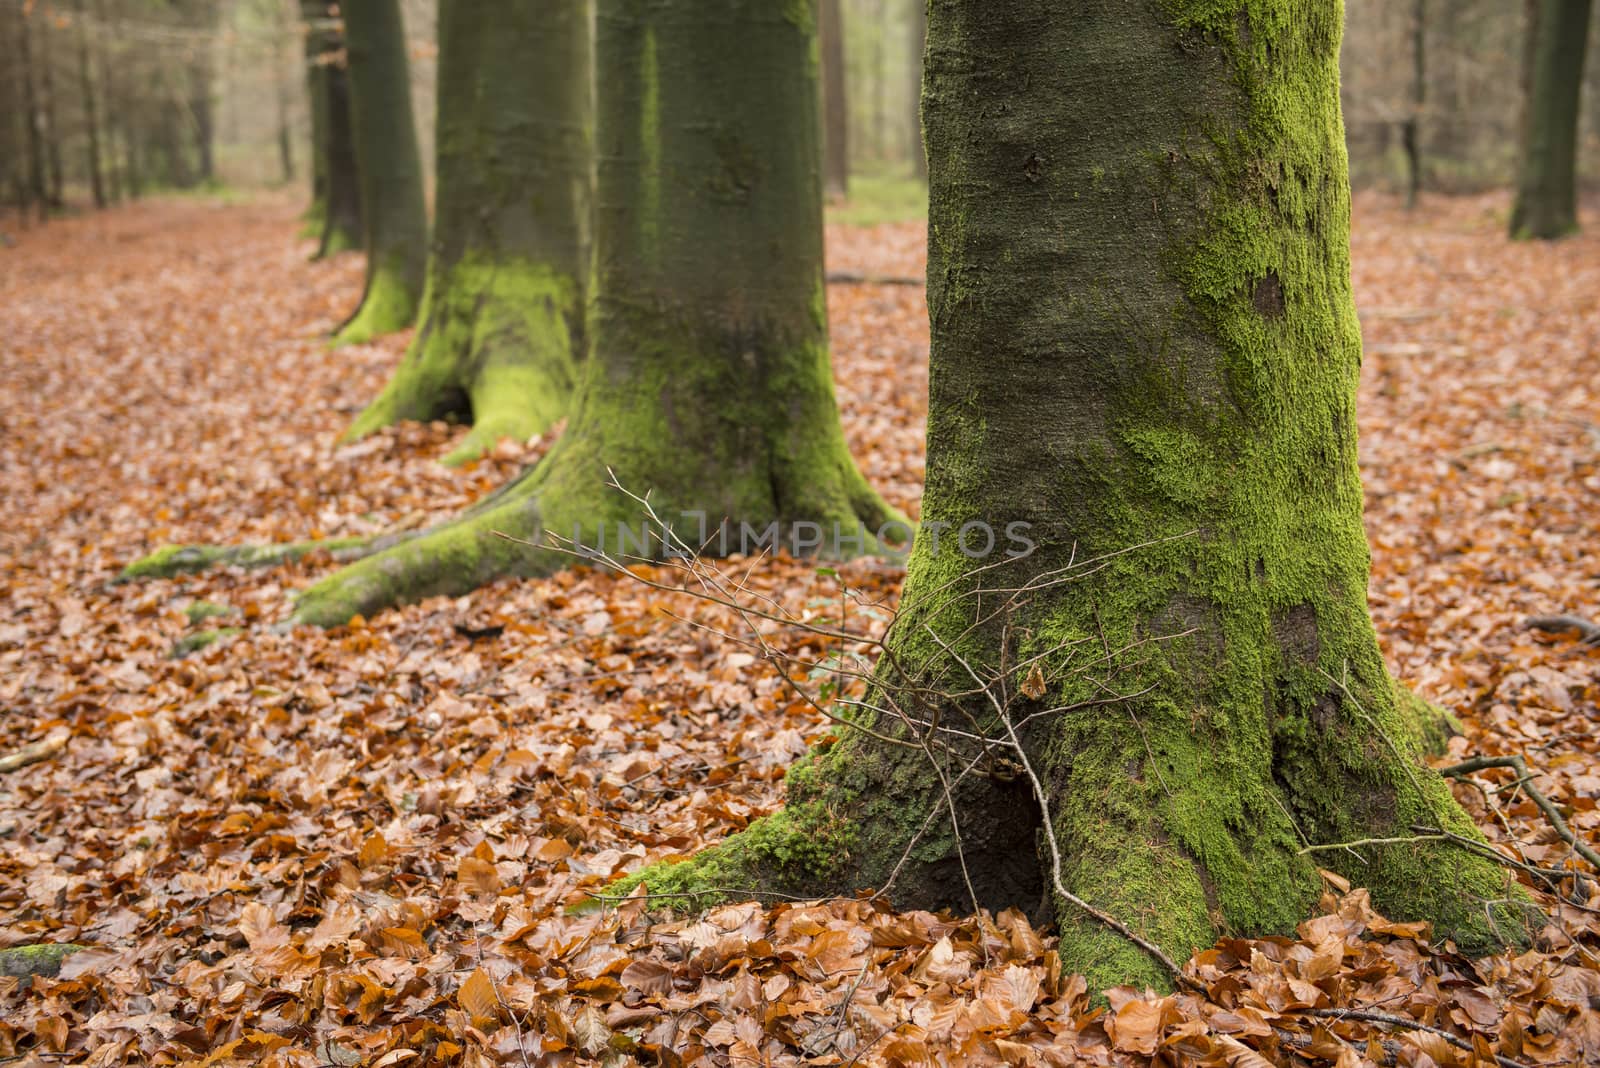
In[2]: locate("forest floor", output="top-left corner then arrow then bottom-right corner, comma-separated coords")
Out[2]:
0,192 -> 1597,1066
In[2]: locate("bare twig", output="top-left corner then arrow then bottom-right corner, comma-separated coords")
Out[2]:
1436,753 -> 1600,873
1290,1007 -> 1532,1068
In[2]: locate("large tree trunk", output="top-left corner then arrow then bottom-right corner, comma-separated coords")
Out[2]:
612,0 -> 1529,994
1510,0 -> 1591,239
340,0 -> 590,467
332,0 -> 427,345
290,0 -> 898,628
820,0 -> 849,199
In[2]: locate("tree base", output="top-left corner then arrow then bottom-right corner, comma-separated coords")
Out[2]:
331,263 -> 420,347
600,661 -> 1531,995
341,258 -> 579,466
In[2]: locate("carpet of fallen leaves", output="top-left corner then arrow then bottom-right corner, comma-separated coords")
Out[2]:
0,192 -> 1597,1067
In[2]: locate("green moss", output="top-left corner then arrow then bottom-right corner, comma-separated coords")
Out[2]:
184,600 -> 236,626
0,943 -> 83,978
170,628 -> 243,658
602,798 -> 852,912
120,537 -> 370,582
332,257 -> 422,347
318,224 -> 361,257
1393,681 -> 1463,758
343,257 -> 581,466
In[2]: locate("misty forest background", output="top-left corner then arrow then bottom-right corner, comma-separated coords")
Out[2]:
2,0 -> 1599,223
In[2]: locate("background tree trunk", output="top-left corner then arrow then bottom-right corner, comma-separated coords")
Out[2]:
76,0 -> 106,210
318,53 -> 363,257
332,0 -> 427,345
341,0 -> 590,466
292,0 -> 898,628
1510,0 -> 1591,238
612,0 -> 1528,994
821,0 -> 850,199
907,0 -> 925,180
19,8 -> 48,221
1404,0 -> 1426,209
38,14 -> 64,208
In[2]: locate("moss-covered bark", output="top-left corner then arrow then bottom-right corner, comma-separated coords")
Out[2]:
292,0 -> 899,627
1510,0 -> 1592,240
614,0 -> 1531,994
332,0 -> 426,345
342,0 -> 590,466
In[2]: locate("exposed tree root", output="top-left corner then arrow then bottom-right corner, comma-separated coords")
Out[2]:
1526,613 -> 1600,646
0,944 -> 81,978
0,732 -> 67,774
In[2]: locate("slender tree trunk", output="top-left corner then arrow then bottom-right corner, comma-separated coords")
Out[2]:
613,0 -> 1528,994
907,0 -> 925,180
292,0 -> 898,628
301,1 -> 362,256
301,0 -> 331,231
341,0 -> 590,466
317,57 -> 363,256
332,0 -> 427,345
1404,0 -> 1425,209
92,0 -> 120,204
1511,0 -> 1592,239
18,8 -> 48,222
38,14 -> 64,208
821,0 -> 850,199
0,2 -> 21,224
188,10 -> 216,185
275,2 -> 295,184
76,0 -> 106,210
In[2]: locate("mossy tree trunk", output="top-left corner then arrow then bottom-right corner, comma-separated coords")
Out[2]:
613,0 -> 1530,994
341,0 -> 590,467
332,0 -> 426,344
291,0 -> 899,627
1510,0 -> 1592,240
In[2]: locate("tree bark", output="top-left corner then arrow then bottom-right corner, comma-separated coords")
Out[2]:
332,0 -> 427,345
821,0 -> 850,199
613,0 -> 1530,994
341,0 -> 590,467
291,0 -> 899,628
1510,0 -> 1591,239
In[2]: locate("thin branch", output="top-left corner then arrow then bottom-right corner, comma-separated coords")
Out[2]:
1437,753 -> 1600,873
